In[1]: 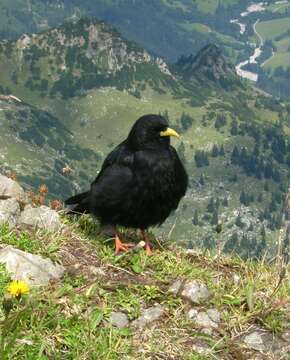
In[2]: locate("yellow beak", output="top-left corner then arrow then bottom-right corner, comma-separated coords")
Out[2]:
160,127 -> 180,139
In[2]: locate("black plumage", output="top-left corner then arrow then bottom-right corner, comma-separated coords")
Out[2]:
65,114 -> 188,254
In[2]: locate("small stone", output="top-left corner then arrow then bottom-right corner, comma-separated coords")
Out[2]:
132,305 -> 164,328
0,245 -> 65,286
168,279 -> 182,295
188,308 -> 198,320
110,312 -> 129,328
207,308 -> 220,323
0,174 -> 27,204
19,205 -> 61,232
181,280 -> 211,304
243,331 -> 265,351
196,311 -> 218,329
0,198 -> 20,228
281,330 -> 290,343
188,308 -> 220,333
233,274 -> 241,285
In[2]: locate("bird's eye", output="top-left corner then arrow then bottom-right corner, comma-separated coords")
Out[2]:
155,125 -> 166,132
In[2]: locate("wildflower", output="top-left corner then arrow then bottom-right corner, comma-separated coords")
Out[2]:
32,194 -> 45,206
38,184 -> 48,195
7,280 -> 29,299
62,164 -> 73,175
50,199 -> 62,211
7,171 -> 17,181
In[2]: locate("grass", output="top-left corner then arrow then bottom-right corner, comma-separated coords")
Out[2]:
195,0 -> 239,14
265,2 -> 290,14
264,51 -> 290,69
0,215 -> 289,359
276,35 -> 290,52
180,23 -> 211,33
256,16 -> 290,41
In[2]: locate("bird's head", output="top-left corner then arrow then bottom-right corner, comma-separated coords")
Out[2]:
127,114 -> 180,150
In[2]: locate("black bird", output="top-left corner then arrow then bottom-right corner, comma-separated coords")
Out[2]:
65,114 -> 188,254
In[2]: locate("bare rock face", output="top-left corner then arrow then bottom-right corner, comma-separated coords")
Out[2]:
19,205 -> 61,232
0,198 -> 21,228
0,245 -> 65,286
0,174 -> 27,204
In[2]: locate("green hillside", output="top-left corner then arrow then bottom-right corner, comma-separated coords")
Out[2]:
0,18 -> 289,259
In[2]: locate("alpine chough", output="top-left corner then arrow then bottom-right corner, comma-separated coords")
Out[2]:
65,114 -> 188,254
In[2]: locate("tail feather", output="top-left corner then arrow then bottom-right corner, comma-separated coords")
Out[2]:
66,203 -> 89,215
65,191 -> 89,205
65,191 -> 90,215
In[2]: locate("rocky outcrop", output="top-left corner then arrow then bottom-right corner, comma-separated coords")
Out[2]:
0,198 -> 20,228
19,205 -> 61,232
0,245 -> 65,286
0,174 -> 27,204
174,44 -> 238,86
0,174 -> 61,232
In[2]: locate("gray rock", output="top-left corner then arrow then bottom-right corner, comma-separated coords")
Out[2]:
243,331 -> 265,351
0,198 -> 20,228
188,308 -> 198,319
132,305 -> 164,328
168,279 -> 182,295
233,274 -> 241,285
188,308 -> 220,335
109,312 -> 129,328
0,174 -> 27,204
240,326 -> 290,358
19,205 -> 61,232
188,310 -> 218,329
207,308 -> 221,323
281,330 -> 290,343
181,280 -> 211,304
0,245 -> 65,286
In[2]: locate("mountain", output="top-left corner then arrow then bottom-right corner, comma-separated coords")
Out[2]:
174,44 -> 238,87
0,0 -> 250,61
0,18 -> 174,99
3,0 -> 290,99
0,18 -> 289,260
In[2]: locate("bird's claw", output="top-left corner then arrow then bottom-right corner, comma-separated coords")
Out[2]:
114,235 -> 135,254
145,244 -> 153,256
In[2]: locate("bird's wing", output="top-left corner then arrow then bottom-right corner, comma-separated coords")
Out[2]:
92,141 -> 133,182
90,164 -> 134,214
170,146 -> 188,196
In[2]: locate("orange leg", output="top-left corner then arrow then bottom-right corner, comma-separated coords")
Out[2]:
141,230 -> 153,256
114,234 -> 134,254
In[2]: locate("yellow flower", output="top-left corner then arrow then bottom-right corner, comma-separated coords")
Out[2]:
7,280 -> 29,298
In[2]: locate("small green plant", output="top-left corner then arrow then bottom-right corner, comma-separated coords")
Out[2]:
114,288 -> 141,320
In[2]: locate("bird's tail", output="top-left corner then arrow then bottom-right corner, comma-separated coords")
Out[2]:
65,191 -> 90,215
65,191 -> 89,205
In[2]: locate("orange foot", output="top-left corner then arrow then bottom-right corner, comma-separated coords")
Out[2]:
114,234 -> 135,254
141,230 -> 153,256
